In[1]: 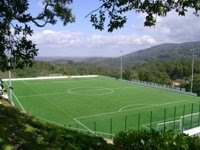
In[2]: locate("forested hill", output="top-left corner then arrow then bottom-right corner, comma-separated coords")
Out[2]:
94,41 -> 200,68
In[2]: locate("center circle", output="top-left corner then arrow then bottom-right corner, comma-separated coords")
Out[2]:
67,87 -> 113,96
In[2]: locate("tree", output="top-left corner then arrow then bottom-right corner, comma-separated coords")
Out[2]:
138,69 -> 153,82
0,0 -> 75,71
123,69 -> 138,80
1,0 -> 200,71
192,75 -> 200,96
88,0 -> 200,32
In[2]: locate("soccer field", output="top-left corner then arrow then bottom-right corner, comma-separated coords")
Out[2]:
5,76 -> 200,138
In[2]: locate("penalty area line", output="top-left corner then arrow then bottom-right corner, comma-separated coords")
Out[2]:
76,100 -> 188,120
73,118 -> 94,134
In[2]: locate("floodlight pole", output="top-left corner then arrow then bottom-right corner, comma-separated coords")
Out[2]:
190,48 -> 195,93
120,50 -> 123,80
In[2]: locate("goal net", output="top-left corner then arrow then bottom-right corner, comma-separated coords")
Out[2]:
49,74 -> 63,77
157,119 -> 182,131
156,112 -> 200,131
180,112 -> 200,130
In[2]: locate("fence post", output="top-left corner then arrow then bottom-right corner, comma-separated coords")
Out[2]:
94,121 -> 96,135
125,115 -> 127,131
198,102 -> 200,126
190,103 -> 194,129
150,111 -> 152,130
163,108 -> 166,131
182,105 -> 185,132
173,106 -> 176,131
110,118 -> 113,139
138,113 -> 140,130
77,123 -> 79,132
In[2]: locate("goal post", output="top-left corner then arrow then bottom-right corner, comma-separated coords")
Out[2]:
156,112 -> 200,131
156,119 -> 182,131
49,74 -> 63,77
180,112 -> 200,130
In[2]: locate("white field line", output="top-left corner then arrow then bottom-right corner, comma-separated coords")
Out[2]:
157,119 -> 181,127
73,118 -> 94,134
2,75 -> 99,81
18,92 -> 66,98
142,124 -> 150,130
142,115 -> 185,130
37,116 -> 114,137
68,87 -> 114,96
112,86 -> 135,90
68,87 -> 113,93
4,81 -> 26,112
75,100 -> 189,120
18,86 -> 133,98
22,81 -> 74,119
119,104 -> 154,112
26,78 -> 98,85
12,91 -> 26,112
36,116 -> 87,132
22,80 -> 93,133
142,112 -> 200,130
68,86 -> 135,92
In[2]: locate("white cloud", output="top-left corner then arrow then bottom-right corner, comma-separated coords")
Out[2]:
30,30 -> 157,57
31,30 -> 82,47
131,10 -> 200,44
87,34 -> 156,45
30,9 -> 200,57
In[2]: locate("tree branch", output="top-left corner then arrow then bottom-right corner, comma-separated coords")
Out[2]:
85,3 -> 105,18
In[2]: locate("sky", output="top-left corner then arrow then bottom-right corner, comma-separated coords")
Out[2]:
28,0 -> 200,57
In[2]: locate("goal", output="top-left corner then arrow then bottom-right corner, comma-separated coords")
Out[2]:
156,112 -> 200,131
180,112 -> 200,130
157,119 -> 182,131
49,74 -> 63,77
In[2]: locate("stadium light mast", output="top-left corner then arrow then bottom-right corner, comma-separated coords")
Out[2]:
120,50 -> 123,80
190,48 -> 195,93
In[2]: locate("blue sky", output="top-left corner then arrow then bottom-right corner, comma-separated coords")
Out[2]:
28,0 -> 200,57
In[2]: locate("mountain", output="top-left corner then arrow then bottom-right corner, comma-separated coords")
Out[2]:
36,57 -> 111,64
94,41 -> 200,68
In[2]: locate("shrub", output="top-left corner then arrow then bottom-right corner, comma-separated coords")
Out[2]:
113,130 -> 200,150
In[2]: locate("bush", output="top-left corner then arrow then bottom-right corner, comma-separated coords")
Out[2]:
0,103 -> 112,150
113,130 -> 200,150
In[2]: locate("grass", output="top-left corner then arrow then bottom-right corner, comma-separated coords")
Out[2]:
5,76 -> 200,139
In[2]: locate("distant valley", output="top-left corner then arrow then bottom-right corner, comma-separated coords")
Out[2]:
37,41 -> 200,68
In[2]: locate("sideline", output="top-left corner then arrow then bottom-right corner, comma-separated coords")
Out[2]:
2,75 -> 99,81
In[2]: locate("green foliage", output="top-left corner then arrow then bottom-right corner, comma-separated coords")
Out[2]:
0,103 -> 112,150
88,0 -> 200,32
123,69 -> 138,81
193,75 -> 200,96
0,0 -> 74,72
96,41 -> 200,68
114,130 -> 200,150
3,58 -> 200,95
2,60 -> 120,78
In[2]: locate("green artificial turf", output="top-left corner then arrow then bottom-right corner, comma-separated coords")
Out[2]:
5,76 -> 200,139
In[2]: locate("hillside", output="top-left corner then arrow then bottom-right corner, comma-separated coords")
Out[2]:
0,100 -> 111,150
94,41 -> 200,68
